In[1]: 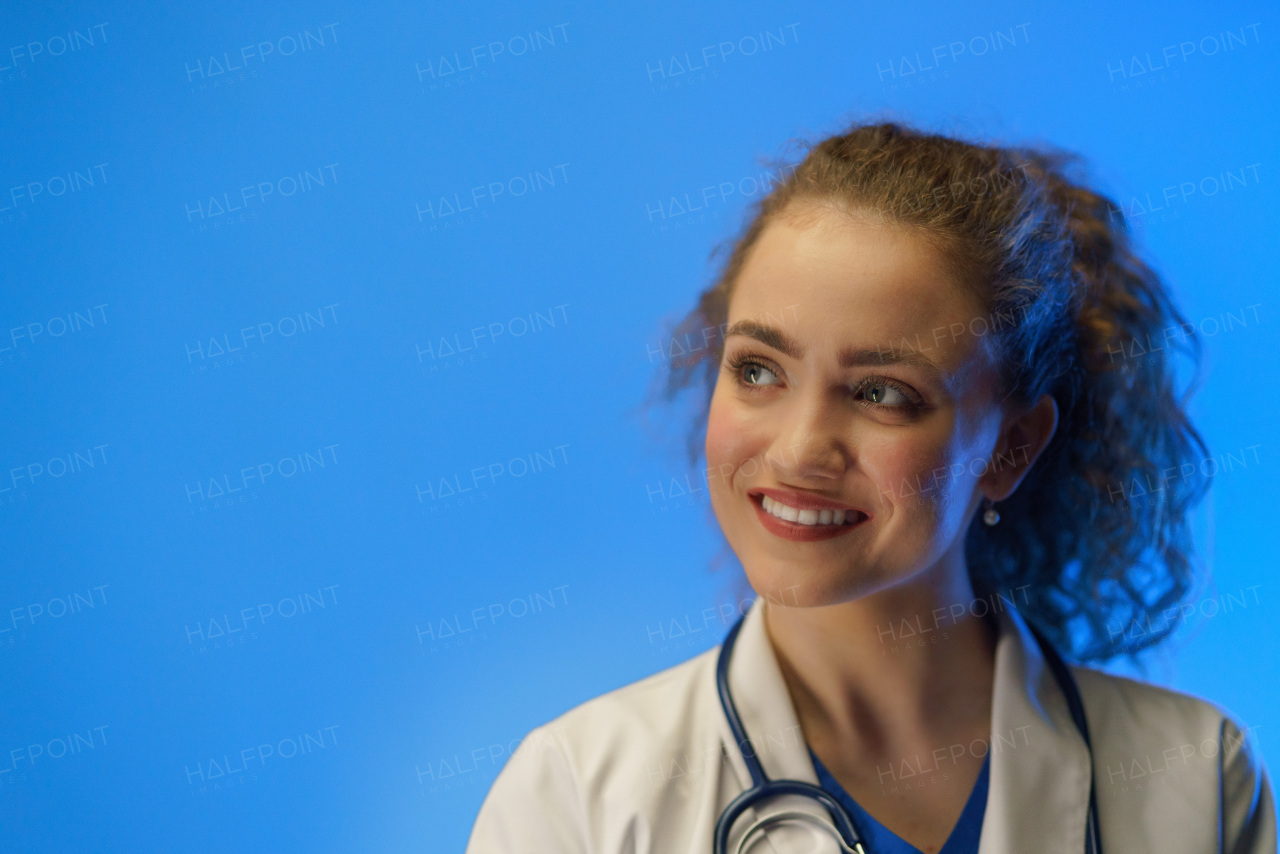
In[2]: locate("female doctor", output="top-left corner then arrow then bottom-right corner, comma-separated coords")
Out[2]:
465,122 -> 1276,853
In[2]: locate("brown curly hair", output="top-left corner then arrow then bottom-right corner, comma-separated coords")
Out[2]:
657,120 -> 1212,663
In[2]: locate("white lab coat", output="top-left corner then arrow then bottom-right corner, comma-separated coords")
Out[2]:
465,596 -> 1276,853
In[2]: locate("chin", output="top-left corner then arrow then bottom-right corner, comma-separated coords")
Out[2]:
742,560 -> 892,610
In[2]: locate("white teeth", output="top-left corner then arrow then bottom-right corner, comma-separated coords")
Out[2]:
772,497 -> 799,522
761,495 -> 858,526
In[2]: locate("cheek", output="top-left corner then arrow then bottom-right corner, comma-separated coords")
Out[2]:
705,408 -> 729,466
705,391 -> 754,466
893,435 -> 995,550
871,434 -> 965,522
705,390 -> 768,504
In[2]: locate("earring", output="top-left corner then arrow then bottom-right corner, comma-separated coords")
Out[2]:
982,497 -> 1000,526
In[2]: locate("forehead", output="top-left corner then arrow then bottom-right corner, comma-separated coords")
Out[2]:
727,206 -> 989,364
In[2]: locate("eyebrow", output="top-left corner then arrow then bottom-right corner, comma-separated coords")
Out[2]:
724,321 -> 948,378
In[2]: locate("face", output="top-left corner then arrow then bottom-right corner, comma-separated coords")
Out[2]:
705,204 -> 1016,609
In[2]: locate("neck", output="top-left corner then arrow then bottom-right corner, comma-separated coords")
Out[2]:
762,556 -> 998,760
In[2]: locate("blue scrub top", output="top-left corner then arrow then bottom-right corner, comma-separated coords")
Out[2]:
808,748 -> 990,854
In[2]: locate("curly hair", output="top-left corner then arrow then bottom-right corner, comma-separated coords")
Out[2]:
656,120 -> 1212,663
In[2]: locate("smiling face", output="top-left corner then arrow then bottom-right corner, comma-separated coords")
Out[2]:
705,203 -> 1015,608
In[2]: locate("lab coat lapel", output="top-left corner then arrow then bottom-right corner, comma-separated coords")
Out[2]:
713,595 -> 1095,854
721,597 -> 814,783
715,597 -> 839,849
979,603 -> 1093,854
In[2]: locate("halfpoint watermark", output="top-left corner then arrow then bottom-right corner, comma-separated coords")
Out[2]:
876,23 -> 1031,95
415,443 -> 570,513
416,584 -> 570,654
416,23 -> 570,93
185,303 -> 339,371
645,23 -> 800,92
415,304 -> 568,373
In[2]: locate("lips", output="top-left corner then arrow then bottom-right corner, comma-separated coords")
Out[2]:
748,488 -> 869,542
750,487 -> 866,513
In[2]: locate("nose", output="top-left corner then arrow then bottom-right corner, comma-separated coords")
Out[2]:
769,390 -> 852,482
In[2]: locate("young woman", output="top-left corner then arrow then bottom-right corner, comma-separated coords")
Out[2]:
465,122 -> 1276,853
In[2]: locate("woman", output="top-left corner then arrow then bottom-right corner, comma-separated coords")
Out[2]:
464,122 -> 1276,853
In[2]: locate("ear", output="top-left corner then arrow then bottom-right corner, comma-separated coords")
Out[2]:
979,393 -> 1059,502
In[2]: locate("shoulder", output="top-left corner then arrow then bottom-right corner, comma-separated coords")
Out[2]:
560,645 -> 718,727
541,645 -> 722,794
1070,665 -> 1276,853
1069,663 -> 1256,748
466,647 -> 724,853
1071,664 -> 1235,729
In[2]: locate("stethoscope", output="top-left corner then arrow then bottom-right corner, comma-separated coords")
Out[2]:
713,610 -> 1104,854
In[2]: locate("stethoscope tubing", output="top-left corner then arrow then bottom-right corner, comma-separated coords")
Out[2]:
712,610 -> 1102,854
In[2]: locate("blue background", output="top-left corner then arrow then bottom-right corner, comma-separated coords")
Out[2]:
2,1 -> 1276,851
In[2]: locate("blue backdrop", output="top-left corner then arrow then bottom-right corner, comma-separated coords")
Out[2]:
2,1 -> 1276,850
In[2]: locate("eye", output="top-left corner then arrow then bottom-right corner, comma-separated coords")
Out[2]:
861,382 -> 909,405
851,376 -> 923,413
725,352 -> 781,388
741,362 -> 779,386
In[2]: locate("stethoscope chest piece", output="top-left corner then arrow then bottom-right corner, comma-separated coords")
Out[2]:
734,809 -> 867,853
